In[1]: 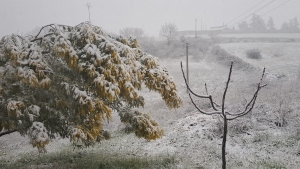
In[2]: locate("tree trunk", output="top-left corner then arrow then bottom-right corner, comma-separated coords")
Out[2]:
222,116 -> 228,169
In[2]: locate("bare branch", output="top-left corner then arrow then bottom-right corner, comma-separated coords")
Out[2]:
222,62 -> 233,116
31,33 -> 55,42
205,83 -> 220,107
32,24 -> 55,42
0,129 -> 17,137
180,62 -> 219,111
227,68 -> 266,120
189,93 -> 221,115
205,83 -> 208,95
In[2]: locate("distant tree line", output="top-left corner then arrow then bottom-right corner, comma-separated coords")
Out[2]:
238,15 -> 300,33
119,27 -> 145,40
119,23 -> 179,46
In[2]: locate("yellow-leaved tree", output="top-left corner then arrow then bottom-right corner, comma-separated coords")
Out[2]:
0,22 -> 182,153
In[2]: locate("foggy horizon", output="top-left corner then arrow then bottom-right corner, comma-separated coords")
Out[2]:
0,0 -> 300,37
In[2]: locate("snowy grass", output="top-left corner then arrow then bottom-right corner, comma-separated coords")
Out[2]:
1,147 -> 176,169
1,132 -> 180,169
218,33 -> 300,39
219,42 -> 300,79
2,38 -> 300,168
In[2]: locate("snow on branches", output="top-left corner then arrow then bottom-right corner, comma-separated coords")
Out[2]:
119,110 -> 164,141
0,22 -> 182,151
29,122 -> 50,153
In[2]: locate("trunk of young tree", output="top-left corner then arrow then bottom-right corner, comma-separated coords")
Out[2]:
222,116 -> 227,169
180,61 -> 266,169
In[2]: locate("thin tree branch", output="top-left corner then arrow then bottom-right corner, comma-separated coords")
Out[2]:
31,33 -> 55,42
189,93 -> 221,115
180,62 -> 219,111
222,62 -> 233,116
32,24 -> 55,42
205,83 -> 221,107
0,129 -> 17,137
227,68 -> 266,120
205,83 -> 208,95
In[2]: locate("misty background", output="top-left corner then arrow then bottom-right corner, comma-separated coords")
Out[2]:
0,0 -> 299,37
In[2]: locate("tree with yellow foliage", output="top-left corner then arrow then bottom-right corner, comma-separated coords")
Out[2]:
0,22 -> 182,153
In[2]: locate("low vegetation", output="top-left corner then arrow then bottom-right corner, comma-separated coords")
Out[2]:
246,48 -> 262,59
0,148 -> 176,169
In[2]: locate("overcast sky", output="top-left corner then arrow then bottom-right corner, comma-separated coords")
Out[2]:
0,0 -> 299,37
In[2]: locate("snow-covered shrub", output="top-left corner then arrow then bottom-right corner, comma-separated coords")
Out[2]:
246,48 -> 262,59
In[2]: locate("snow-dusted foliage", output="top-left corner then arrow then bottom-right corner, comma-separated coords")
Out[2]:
29,122 -> 49,153
0,22 -> 182,152
119,110 -> 164,141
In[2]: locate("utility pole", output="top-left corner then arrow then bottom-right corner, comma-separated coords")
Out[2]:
186,43 -> 189,93
195,19 -> 197,38
87,3 -> 91,23
201,18 -> 203,31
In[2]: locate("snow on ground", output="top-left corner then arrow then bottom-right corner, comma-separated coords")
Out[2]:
219,42 -> 300,80
0,132 -> 70,163
218,33 -> 300,39
1,41 -> 300,168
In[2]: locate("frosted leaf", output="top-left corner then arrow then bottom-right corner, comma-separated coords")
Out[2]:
129,93 -> 133,98
59,37 -> 64,44
7,100 -> 25,117
30,51 -> 39,59
81,54 -> 87,59
79,97 -> 86,105
165,85 -> 170,91
29,121 -> 49,152
61,82 -> 71,95
4,64 -> 16,76
69,127 -> 86,141
28,114 -> 34,122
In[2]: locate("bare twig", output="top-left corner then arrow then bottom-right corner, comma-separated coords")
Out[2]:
31,33 -> 55,42
189,93 -> 221,115
227,68 -> 266,120
31,24 -> 56,42
0,129 -> 17,137
222,62 -> 233,116
180,62 -> 219,111
205,83 -> 220,107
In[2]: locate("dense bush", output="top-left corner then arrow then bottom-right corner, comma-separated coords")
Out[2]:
246,49 -> 262,59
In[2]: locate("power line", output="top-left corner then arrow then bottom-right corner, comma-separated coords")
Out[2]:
229,0 -> 276,27
261,0 -> 290,16
226,0 -> 266,26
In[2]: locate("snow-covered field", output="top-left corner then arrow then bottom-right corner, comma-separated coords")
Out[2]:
219,33 -> 300,39
188,33 -> 300,39
219,42 -> 300,79
1,38 -> 300,168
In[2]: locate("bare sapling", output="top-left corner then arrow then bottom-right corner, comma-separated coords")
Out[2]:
180,61 -> 266,169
